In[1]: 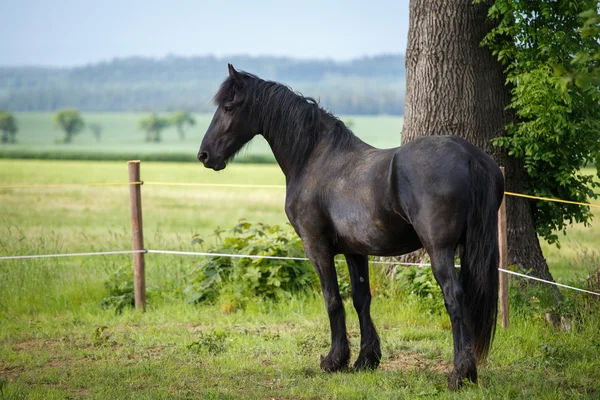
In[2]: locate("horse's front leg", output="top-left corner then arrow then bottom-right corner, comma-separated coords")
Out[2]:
345,254 -> 381,370
303,240 -> 349,372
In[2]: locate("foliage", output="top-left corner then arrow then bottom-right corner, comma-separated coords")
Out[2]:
185,221 -> 318,306
559,8 -> 600,92
395,265 -> 438,298
187,329 -> 229,355
53,109 -> 85,143
170,111 -> 195,140
88,122 -> 103,141
392,265 -> 444,314
138,113 -> 170,142
99,265 -> 135,314
0,111 -> 18,144
481,0 -> 600,244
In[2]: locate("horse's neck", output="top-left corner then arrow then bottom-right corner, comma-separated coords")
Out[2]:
262,126 -> 370,180
261,133 -> 301,179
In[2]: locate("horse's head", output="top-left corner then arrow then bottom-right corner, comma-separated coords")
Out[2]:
197,64 -> 259,170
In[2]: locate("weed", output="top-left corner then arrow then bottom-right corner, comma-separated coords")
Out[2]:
92,326 -> 113,347
392,265 -> 444,314
187,330 -> 229,355
99,265 -> 135,314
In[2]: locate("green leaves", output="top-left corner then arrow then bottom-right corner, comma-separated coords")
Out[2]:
484,0 -> 600,245
0,111 -> 18,144
99,265 -> 135,314
138,113 -> 170,142
185,220 -> 318,307
54,109 -> 85,143
394,265 -> 444,315
169,111 -> 195,140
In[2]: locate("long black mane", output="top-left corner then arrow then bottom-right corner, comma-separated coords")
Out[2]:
213,71 -> 360,170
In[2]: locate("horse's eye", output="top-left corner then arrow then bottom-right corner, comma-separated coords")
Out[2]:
224,105 -> 233,113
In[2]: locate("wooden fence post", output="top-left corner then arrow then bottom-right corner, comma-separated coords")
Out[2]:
128,160 -> 146,312
498,167 -> 509,328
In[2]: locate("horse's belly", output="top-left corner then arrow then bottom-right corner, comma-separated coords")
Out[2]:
332,213 -> 422,256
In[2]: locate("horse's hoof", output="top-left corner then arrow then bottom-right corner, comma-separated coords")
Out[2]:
353,358 -> 380,371
447,369 -> 477,390
353,353 -> 381,371
447,371 -> 462,391
319,354 -> 348,373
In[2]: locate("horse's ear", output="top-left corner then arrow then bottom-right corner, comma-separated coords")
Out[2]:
228,64 -> 241,81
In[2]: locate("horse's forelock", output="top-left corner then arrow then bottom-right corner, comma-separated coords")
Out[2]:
213,77 -> 237,105
213,71 -> 260,106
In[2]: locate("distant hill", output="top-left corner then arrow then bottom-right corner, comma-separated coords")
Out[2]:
0,54 -> 406,115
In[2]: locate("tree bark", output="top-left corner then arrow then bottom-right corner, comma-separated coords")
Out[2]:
402,0 -> 554,282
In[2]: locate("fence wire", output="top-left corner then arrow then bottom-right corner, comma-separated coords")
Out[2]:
0,250 -> 146,260
2,248 -> 598,297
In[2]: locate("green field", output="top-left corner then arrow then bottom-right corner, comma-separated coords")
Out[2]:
0,112 -> 404,162
1,160 -> 599,399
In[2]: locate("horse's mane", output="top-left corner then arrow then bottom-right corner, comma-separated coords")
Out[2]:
213,71 -> 358,169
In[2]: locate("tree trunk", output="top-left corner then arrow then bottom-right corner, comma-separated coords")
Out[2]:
402,0 -> 554,282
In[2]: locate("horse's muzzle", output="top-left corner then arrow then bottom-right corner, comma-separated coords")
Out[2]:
197,151 -> 226,171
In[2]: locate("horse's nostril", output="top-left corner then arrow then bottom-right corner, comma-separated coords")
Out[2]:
198,151 -> 209,163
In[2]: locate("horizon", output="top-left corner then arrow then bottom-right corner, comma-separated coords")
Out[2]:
0,0 -> 410,68
0,52 -> 407,70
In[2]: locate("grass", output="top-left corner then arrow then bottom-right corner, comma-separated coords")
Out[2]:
1,159 -> 600,399
0,112 -> 404,162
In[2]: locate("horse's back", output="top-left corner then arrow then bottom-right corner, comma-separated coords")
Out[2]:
394,135 -> 502,200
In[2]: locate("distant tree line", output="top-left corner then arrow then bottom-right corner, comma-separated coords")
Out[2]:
0,108 -> 196,144
139,111 -> 195,142
0,55 -> 406,115
0,109 -> 196,145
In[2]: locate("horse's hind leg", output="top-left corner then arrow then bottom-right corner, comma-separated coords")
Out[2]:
303,240 -> 350,372
429,247 -> 477,390
345,254 -> 381,370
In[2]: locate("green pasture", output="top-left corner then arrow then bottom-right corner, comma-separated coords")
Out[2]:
0,112 -> 404,162
1,160 -> 599,399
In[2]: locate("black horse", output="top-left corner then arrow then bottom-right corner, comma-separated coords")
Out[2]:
198,65 -> 504,389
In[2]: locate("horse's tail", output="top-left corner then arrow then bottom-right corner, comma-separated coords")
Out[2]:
460,157 -> 502,361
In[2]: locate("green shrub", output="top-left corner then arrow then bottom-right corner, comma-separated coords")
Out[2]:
395,265 -> 439,298
185,221 -> 318,307
99,265 -> 135,314
187,329 -> 229,355
393,265 -> 444,314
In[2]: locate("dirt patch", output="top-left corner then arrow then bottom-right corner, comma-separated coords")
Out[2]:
12,338 -> 64,352
380,351 -> 451,374
76,388 -> 91,397
0,365 -> 26,381
47,358 -> 65,368
12,339 -> 40,352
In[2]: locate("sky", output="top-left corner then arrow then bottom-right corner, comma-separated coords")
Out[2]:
0,0 -> 410,67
